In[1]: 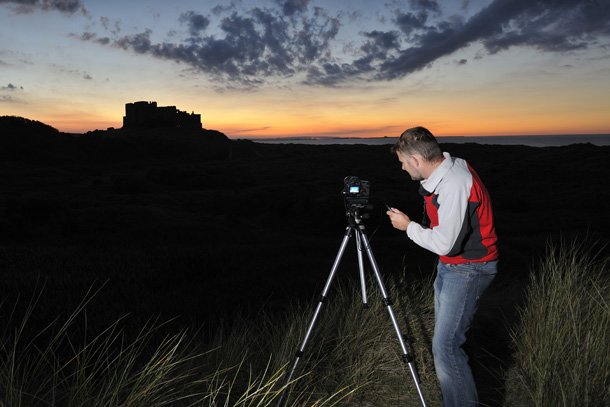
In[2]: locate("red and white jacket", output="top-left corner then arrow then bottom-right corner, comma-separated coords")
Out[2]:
406,152 -> 499,264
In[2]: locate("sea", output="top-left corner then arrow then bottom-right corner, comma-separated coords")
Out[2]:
241,134 -> 610,147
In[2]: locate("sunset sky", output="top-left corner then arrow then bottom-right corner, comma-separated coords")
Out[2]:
1,0 -> 609,138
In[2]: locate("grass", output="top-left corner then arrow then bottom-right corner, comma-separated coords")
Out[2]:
0,239 -> 608,406
505,240 -> 609,407
0,274 -> 438,406
264,275 -> 441,406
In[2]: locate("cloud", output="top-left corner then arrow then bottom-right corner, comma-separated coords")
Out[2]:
82,4 -> 340,88
376,0 -> 610,80
394,11 -> 430,35
482,0 -> 610,53
78,0 -> 610,88
0,0 -> 86,14
179,11 -> 210,37
48,63 -> 94,80
0,95 -> 22,103
2,83 -> 24,90
276,0 -> 310,16
77,31 -> 111,46
0,84 -> 25,103
100,16 -> 121,35
233,126 -> 273,134
409,0 -> 440,15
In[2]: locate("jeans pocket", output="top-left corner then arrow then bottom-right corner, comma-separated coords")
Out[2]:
451,262 -> 478,276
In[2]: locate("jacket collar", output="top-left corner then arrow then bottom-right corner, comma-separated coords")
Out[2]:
420,152 -> 453,195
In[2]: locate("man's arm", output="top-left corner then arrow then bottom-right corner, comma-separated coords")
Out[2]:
406,181 -> 470,256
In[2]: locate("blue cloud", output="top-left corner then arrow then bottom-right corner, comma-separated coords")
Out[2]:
77,0 -> 610,87
0,0 -> 86,14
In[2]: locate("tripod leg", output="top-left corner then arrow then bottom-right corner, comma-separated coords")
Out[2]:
355,230 -> 369,307
277,226 -> 353,406
358,230 -> 427,407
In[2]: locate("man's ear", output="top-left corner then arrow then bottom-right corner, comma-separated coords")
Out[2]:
411,153 -> 424,167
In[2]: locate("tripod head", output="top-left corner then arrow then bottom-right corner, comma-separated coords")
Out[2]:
345,206 -> 365,228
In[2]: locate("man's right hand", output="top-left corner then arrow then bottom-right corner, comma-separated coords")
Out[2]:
386,207 -> 412,232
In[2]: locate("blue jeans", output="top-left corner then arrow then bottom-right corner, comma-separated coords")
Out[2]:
432,261 -> 497,407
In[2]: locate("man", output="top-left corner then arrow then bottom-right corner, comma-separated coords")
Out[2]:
386,126 -> 498,407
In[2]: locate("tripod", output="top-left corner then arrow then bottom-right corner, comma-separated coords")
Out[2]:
278,206 -> 427,406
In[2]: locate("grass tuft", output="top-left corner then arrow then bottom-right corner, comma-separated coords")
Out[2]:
505,239 -> 609,407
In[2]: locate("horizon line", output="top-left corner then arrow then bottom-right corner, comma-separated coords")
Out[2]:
232,133 -> 610,140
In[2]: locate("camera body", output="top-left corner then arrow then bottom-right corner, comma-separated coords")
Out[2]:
343,176 -> 370,209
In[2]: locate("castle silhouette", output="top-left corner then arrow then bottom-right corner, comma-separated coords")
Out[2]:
123,101 -> 201,129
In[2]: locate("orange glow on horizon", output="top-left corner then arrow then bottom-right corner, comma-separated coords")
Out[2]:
42,117 -> 610,138
19,95 -> 610,137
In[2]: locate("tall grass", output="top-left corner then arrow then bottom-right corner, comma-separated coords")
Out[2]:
505,240 -> 609,406
0,284 -> 210,406
265,275 -> 441,406
4,239 -> 606,406
0,275 -> 439,406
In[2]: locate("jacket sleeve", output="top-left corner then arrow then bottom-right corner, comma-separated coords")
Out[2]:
406,176 -> 472,256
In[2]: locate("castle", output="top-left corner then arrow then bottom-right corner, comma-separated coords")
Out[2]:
122,101 -> 202,129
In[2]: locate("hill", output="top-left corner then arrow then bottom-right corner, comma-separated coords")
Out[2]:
0,115 -> 60,135
0,115 -> 232,162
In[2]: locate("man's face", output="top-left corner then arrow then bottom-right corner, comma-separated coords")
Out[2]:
396,151 -> 423,181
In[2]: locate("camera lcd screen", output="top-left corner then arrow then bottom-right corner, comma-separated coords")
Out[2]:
349,186 -> 360,194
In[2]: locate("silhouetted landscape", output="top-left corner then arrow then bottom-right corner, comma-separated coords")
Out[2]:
1,115 -> 609,405
2,114 -> 609,320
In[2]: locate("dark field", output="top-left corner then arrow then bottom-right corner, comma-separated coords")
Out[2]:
1,117 -> 609,336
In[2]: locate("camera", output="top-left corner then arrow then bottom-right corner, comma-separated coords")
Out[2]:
343,176 -> 370,209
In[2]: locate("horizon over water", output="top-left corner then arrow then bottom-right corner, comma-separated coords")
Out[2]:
240,134 -> 610,147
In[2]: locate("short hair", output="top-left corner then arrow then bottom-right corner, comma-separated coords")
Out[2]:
391,126 -> 442,162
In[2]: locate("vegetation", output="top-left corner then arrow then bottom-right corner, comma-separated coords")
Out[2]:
0,275 -> 438,406
505,241 -> 609,407
1,240 -> 607,406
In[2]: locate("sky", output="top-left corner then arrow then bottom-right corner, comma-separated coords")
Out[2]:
1,0 -> 609,138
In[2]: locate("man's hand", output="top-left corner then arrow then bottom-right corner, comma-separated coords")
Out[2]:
386,207 -> 412,231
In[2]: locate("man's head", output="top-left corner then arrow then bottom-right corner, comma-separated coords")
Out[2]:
391,126 -> 443,181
